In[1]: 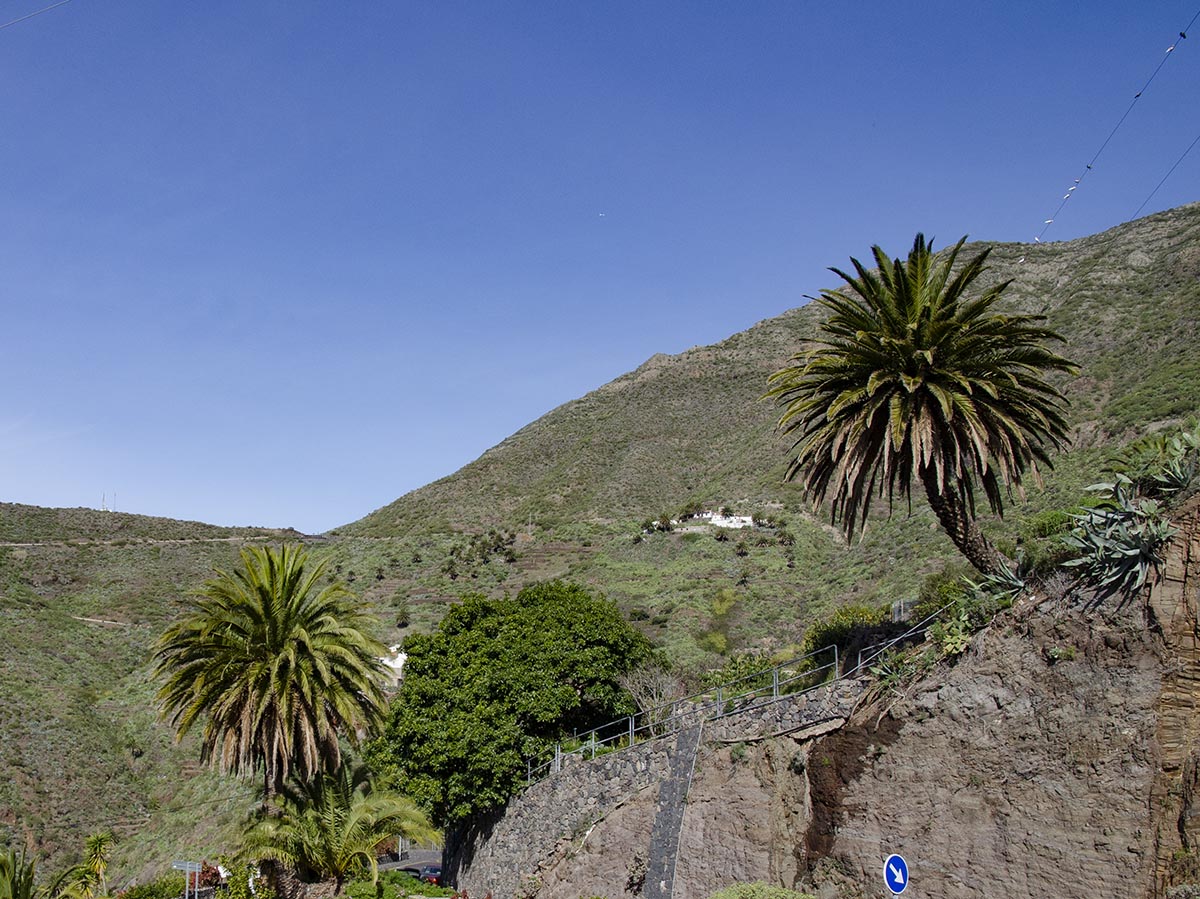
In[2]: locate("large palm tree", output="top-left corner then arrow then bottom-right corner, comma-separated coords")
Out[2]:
243,762 -> 440,894
155,545 -> 388,802
766,234 -> 1076,574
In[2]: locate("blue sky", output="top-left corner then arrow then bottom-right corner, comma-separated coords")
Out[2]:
1,1 -> 1197,533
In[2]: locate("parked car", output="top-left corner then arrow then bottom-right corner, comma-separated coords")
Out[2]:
398,866 -> 422,880
419,865 -> 442,886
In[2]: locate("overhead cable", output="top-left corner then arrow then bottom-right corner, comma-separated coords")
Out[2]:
0,0 -> 74,33
1034,8 -> 1200,243
1130,129 -> 1200,220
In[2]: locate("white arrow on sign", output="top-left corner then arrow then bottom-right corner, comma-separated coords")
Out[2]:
888,862 -> 905,886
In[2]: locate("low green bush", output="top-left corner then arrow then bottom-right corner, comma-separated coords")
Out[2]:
345,870 -> 455,899
706,882 -> 815,899
911,566 -> 971,623
121,874 -> 186,899
798,604 -> 887,657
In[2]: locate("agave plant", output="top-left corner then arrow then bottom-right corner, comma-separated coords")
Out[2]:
1108,423 -> 1200,500
1063,477 -> 1177,598
962,564 -> 1027,603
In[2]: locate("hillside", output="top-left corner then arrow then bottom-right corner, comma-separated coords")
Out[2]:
3,203 -> 1200,885
344,202 -> 1200,536
0,506 -> 295,881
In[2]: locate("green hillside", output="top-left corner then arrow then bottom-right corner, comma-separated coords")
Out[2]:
3,203 -> 1200,884
0,507 -> 294,882
344,203 -> 1200,536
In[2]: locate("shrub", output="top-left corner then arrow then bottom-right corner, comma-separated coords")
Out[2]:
222,866 -> 277,899
706,883 -> 815,899
697,631 -> 729,655
1166,887 -> 1200,899
702,652 -> 773,690
911,566 -> 972,623
121,874 -> 187,899
1022,509 -> 1074,540
798,604 -> 887,657
346,871 -> 455,899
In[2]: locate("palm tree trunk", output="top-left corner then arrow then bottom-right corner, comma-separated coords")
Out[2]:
922,478 -> 1004,575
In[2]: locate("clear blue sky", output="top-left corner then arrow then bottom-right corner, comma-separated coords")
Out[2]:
1,1 -> 1197,532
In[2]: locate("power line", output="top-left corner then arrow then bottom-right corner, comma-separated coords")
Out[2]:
1130,129 -> 1200,220
1034,7 -> 1200,243
0,0 -> 74,33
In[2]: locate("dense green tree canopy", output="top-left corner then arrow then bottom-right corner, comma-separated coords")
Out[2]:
766,234 -> 1076,573
367,581 -> 651,827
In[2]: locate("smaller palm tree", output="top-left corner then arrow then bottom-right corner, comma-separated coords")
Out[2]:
41,832 -> 114,899
243,762 -> 439,895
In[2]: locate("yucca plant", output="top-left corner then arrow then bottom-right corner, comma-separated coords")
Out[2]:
0,845 -> 37,899
41,832 -> 114,899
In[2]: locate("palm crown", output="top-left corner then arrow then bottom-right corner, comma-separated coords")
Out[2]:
155,545 -> 387,800
767,234 -> 1076,573
243,762 -> 439,894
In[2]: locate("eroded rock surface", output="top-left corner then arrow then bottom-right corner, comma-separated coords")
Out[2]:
456,499 -> 1200,899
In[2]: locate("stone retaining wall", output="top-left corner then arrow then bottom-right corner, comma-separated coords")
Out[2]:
447,678 -> 865,899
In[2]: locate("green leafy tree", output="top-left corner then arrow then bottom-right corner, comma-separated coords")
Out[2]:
766,234 -> 1076,573
367,581 -> 651,827
155,545 -> 388,803
244,761 -> 439,894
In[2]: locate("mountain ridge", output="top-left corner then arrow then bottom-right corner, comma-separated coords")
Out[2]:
342,202 -> 1200,537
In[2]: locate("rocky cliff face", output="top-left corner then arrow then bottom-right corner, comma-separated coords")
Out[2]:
800,595 -> 1162,898
458,499 -> 1200,899
1149,498 -> 1200,893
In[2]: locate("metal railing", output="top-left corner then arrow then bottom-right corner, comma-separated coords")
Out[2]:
852,599 -> 959,674
525,642 -> 840,784
523,598 -> 961,787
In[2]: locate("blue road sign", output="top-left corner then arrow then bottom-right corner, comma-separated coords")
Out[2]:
883,854 -> 908,894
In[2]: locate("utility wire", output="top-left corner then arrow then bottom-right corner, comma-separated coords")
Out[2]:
1130,129 -> 1200,220
1034,7 -> 1200,243
0,0 -> 74,33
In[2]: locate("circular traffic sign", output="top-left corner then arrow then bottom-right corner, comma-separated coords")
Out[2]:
883,854 -> 908,894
